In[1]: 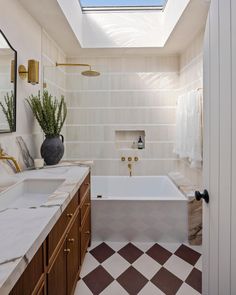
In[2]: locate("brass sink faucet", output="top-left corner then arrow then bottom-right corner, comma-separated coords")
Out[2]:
0,147 -> 21,173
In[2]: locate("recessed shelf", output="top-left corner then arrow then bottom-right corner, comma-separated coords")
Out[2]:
115,130 -> 145,150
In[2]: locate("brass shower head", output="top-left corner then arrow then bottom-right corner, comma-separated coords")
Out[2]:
81,68 -> 100,77
56,63 -> 100,77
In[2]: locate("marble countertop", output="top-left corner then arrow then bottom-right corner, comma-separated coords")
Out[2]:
0,164 -> 90,295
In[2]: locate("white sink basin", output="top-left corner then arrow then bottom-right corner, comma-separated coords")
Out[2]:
0,178 -> 65,210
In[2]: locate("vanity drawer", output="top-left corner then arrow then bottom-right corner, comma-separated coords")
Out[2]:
81,190 -> 90,224
81,212 -> 91,263
79,173 -> 90,200
47,192 -> 79,262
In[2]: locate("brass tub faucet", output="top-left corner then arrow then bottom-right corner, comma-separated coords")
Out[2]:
128,163 -> 132,177
0,147 -> 21,173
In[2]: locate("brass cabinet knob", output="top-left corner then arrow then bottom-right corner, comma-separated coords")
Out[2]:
121,156 -> 126,162
64,248 -> 71,253
67,213 -> 73,218
68,238 -> 75,243
134,157 -> 139,162
128,157 -> 132,162
85,231 -> 90,235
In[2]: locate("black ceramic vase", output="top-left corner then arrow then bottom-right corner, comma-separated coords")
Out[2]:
41,135 -> 64,165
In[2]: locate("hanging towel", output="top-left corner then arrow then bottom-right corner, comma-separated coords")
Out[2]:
174,90 -> 203,166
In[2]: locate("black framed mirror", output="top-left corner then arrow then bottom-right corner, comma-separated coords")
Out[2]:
0,29 -> 17,133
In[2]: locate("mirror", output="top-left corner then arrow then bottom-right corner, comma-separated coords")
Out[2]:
0,30 -> 17,133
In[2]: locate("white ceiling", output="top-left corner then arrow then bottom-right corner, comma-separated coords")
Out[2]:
19,0 -> 209,57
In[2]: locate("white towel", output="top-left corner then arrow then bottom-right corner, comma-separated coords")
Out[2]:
174,90 -> 203,166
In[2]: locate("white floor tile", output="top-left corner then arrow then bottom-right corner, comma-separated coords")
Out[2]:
79,253 -> 100,278
101,253 -> 130,278
100,281 -> 129,295
133,254 -> 162,280
176,282 -> 200,295
195,256 -> 202,271
158,242 -> 182,253
138,282 -> 165,295
105,242 -> 127,252
164,255 -> 193,281
133,242 -> 155,252
74,280 -> 93,295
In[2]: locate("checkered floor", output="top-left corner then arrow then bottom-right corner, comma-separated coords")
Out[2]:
75,242 -> 202,295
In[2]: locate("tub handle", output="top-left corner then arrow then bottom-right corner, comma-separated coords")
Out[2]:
195,190 -> 209,203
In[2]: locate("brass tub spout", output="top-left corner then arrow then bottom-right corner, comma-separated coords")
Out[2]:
128,163 -> 132,177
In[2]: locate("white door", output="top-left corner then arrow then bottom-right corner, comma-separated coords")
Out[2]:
203,0 -> 236,294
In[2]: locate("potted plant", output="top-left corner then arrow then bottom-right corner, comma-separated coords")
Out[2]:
26,90 -> 67,165
0,91 -> 15,132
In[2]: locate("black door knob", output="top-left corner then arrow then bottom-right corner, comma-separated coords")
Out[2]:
195,190 -> 209,203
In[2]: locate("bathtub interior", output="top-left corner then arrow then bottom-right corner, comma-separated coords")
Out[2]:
91,176 -> 186,200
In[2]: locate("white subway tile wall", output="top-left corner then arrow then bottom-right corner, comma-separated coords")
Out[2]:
65,56 -> 180,176
178,32 -> 204,186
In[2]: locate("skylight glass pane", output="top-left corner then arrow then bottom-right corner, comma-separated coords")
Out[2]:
80,0 -> 167,9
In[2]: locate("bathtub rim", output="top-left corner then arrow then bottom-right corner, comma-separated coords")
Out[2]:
91,175 -> 187,201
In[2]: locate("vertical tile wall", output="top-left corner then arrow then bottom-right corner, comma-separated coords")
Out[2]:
178,31 -> 204,186
42,30 -> 67,156
65,56 -> 180,176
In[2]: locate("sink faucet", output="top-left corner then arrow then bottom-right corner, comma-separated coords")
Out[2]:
0,147 -> 21,173
128,163 -> 132,177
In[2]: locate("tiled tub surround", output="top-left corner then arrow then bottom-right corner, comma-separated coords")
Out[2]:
91,176 -> 188,243
65,56 -> 179,176
169,172 -> 203,245
0,165 -> 90,295
75,241 -> 202,295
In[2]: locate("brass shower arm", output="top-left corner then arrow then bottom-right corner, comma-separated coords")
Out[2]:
55,62 -> 100,77
56,63 -> 91,68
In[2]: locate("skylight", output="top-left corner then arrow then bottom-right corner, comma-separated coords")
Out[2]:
80,0 -> 168,12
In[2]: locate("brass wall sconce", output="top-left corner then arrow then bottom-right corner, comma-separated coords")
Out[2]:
18,59 -> 39,85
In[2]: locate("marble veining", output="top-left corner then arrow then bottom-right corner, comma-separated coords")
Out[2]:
168,172 -> 202,246
0,163 -> 90,295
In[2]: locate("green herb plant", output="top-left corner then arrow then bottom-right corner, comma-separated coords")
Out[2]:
0,91 -> 15,132
26,90 -> 67,136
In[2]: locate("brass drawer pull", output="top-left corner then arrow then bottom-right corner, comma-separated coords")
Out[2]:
64,248 -> 71,253
67,213 -> 73,218
85,231 -> 90,235
68,238 -> 75,243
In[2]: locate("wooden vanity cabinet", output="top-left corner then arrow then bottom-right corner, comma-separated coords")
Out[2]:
47,240 -> 67,295
9,244 -> 45,295
10,173 -> 91,295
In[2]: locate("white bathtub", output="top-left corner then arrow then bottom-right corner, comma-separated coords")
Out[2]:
91,176 -> 188,242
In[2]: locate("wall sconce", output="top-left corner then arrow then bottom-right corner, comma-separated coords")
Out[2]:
18,59 -> 39,85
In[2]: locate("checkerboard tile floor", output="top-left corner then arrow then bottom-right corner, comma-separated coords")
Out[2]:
75,242 -> 202,295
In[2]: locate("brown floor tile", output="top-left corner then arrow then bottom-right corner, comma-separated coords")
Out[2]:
118,243 -> 143,264
117,266 -> 148,294
90,242 -> 115,263
175,244 -> 201,265
185,268 -> 202,293
146,243 -> 172,265
83,265 -> 114,295
151,267 -> 183,295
